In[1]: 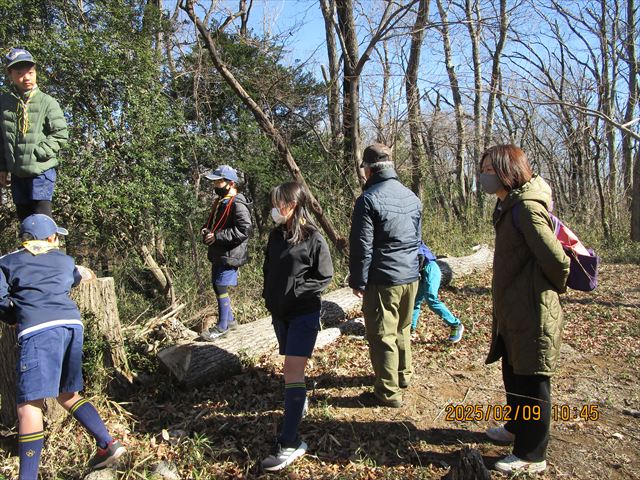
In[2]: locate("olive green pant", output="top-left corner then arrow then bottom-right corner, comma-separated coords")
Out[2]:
362,281 -> 418,403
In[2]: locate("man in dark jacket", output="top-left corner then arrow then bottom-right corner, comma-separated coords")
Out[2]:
199,165 -> 253,341
349,143 -> 422,408
0,48 -> 68,220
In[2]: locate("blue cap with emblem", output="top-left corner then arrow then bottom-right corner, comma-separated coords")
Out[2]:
5,48 -> 36,69
20,214 -> 68,240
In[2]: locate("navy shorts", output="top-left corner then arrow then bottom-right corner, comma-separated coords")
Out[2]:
16,326 -> 84,404
272,311 -> 320,358
11,168 -> 56,204
211,265 -> 238,287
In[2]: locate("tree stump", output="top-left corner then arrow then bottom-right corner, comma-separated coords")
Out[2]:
158,246 -> 493,387
0,324 -> 17,427
0,276 -> 131,428
71,277 -> 133,386
442,446 -> 492,480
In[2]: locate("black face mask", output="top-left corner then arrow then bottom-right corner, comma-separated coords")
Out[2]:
214,185 -> 230,197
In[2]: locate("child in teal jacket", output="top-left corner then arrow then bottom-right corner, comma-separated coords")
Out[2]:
412,242 -> 464,343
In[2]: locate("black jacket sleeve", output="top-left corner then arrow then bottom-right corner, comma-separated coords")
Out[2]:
301,232 -> 333,295
214,200 -> 252,247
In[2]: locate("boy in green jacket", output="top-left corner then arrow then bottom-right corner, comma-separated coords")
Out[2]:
0,48 -> 68,220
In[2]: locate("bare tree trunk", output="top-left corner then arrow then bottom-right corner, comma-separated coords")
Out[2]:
406,0 -> 430,200
423,94 -> 449,214
464,0 -> 482,164
335,0 -> 365,186
182,0 -> 347,251
482,0 -> 508,151
331,0 -> 417,185
239,0 -> 253,37
436,0 -> 466,206
376,41 -> 391,144
319,0 -> 342,153
599,0 -> 618,211
633,147 -> 640,241
622,0 -> 637,206
140,243 -> 176,304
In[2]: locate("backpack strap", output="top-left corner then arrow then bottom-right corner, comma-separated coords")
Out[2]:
511,201 -> 559,235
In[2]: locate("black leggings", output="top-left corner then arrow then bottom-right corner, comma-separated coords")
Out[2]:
502,353 -> 551,462
16,201 -> 53,221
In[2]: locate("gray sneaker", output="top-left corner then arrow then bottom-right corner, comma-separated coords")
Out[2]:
199,325 -> 229,341
89,440 -> 126,470
449,323 -> 464,343
261,440 -> 307,471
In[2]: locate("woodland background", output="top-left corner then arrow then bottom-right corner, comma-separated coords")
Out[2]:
1,0 -> 639,318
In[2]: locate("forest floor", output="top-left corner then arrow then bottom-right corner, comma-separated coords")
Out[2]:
1,264 -> 639,479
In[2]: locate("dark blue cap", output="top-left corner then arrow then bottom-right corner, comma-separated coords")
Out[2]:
204,165 -> 239,182
20,214 -> 68,240
5,48 -> 36,69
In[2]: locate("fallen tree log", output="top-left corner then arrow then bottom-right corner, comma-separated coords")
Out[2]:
436,244 -> 493,285
157,288 -> 362,387
158,246 -> 493,387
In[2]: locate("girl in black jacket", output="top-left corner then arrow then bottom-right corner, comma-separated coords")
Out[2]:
261,182 -> 333,471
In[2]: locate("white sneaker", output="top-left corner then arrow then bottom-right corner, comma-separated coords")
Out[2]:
261,440 -> 307,471
494,454 -> 547,474
486,425 -> 515,442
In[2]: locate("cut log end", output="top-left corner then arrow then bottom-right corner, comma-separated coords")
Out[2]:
443,446 -> 492,480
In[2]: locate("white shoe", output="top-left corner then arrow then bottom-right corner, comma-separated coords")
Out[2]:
486,425 -> 515,443
494,454 -> 547,474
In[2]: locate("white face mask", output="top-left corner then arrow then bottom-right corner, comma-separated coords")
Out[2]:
271,207 -> 288,225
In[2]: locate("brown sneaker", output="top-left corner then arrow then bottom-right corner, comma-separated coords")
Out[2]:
357,391 -> 403,408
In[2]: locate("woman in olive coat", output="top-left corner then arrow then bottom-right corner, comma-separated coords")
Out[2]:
479,144 -> 570,475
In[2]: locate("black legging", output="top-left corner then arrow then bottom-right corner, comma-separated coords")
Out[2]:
502,353 -> 551,462
16,201 -> 53,221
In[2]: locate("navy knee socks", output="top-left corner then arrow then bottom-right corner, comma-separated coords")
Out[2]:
279,383 -> 306,446
18,431 -> 44,480
70,398 -> 112,448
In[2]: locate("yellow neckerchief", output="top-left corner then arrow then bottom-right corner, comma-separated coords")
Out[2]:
22,239 -> 58,255
12,85 -> 38,137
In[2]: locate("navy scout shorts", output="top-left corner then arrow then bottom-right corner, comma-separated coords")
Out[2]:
16,325 -> 84,404
272,311 -> 320,358
211,265 -> 238,287
11,168 -> 56,204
